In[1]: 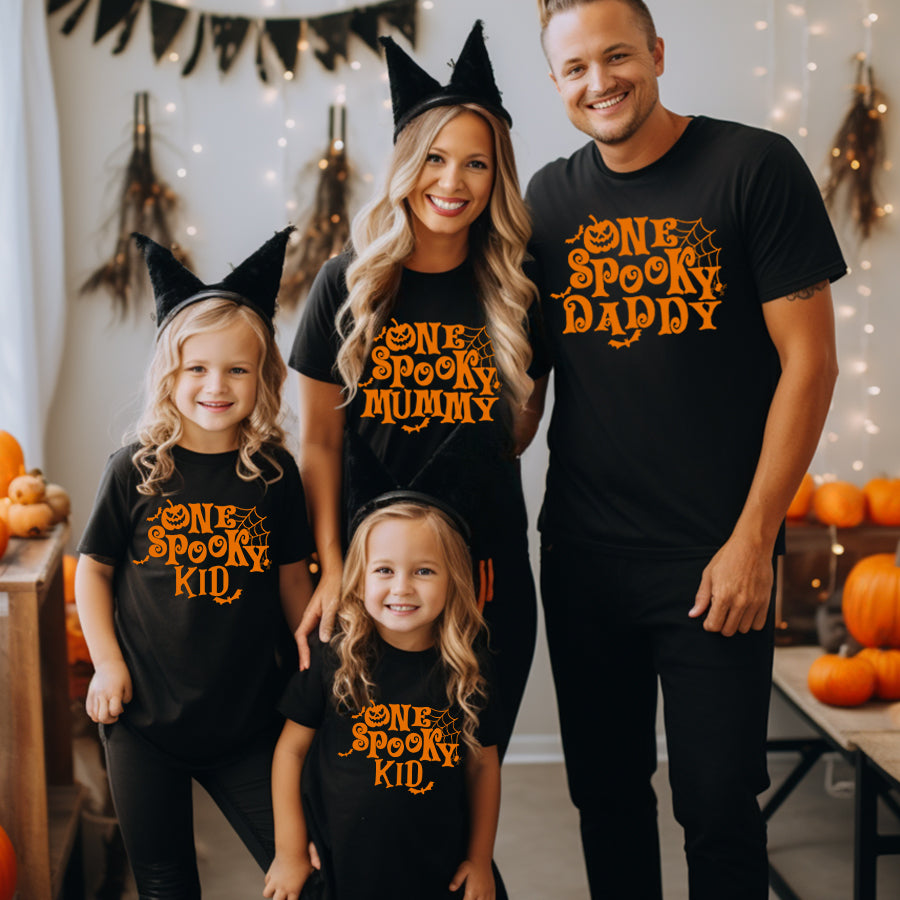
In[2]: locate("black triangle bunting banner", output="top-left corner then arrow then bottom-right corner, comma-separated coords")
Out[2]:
265,18 -> 301,76
149,0 -> 188,61
50,0 -> 419,83
93,0 -> 139,44
210,15 -> 250,75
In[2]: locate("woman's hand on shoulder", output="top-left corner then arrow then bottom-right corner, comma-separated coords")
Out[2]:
449,859 -> 495,900
293,570 -> 342,670
263,847 -> 317,900
85,660 -> 133,724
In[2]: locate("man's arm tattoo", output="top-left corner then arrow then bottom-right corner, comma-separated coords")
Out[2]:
784,280 -> 828,301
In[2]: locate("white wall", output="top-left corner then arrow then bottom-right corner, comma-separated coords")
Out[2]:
44,0 -> 899,749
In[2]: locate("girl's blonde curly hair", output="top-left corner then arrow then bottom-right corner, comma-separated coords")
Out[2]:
130,298 -> 288,495
332,500 -> 489,753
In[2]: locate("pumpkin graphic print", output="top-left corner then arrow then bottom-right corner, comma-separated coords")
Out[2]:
359,317 -> 502,433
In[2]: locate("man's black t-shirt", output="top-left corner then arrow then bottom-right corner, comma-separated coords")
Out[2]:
526,116 -> 846,555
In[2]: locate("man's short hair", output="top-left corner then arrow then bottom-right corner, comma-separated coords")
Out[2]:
538,0 -> 658,51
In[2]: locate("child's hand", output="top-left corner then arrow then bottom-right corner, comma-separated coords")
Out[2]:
263,851 -> 315,900
85,660 -> 132,724
449,859 -> 495,899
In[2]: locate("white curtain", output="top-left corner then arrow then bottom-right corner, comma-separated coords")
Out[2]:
0,1 -> 66,470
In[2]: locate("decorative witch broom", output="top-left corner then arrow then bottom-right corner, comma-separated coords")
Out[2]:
822,57 -> 888,242
280,104 -> 351,309
81,92 -> 191,313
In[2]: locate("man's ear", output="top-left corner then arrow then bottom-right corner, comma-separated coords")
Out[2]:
653,37 -> 665,77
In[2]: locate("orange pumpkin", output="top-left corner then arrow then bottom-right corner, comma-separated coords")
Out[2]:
384,320 -> 416,352
787,473 -> 816,520
0,517 -> 8,562
0,430 -> 25,500
842,542 -> 900,648
864,477 -> 900,526
63,554 -> 78,604
0,822 -> 16,900
808,649 -> 876,707
7,501 -> 55,538
856,647 -> 900,700
812,480 -> 866,528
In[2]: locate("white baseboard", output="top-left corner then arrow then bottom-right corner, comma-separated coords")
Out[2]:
505,733 -> 669,765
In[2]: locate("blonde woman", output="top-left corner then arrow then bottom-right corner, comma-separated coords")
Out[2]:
266,497 -> 503,900
76,230 -> 315,897
289,21 -> 547,760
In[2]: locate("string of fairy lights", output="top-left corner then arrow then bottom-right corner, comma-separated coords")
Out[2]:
753,1 -> 893,486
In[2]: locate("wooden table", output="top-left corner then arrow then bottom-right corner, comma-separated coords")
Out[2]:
768,645 -> 900,900
0,524 -> 86,899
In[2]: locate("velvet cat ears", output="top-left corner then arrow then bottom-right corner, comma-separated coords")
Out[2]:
380,19 -> 511,141
132,226 -> 294,334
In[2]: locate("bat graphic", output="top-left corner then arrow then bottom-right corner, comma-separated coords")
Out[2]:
374,325 -> 387,342
566,225 -> 585,244
401,418 -> 431,434
358,377 -> 374,388
147,509 -> 161,522
608,329 -> 642,349
409,782 -> 434,795
215,589 -> 242,606
338,750 -> 353,757
550,286 -> 572,300
132,555 -> 150,565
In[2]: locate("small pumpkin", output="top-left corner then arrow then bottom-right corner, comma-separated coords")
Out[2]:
786,473 -> 816,520
0,430 -> 24,500
364,704 -> 390,728
0,822 -> 16,900
812,480 -> 866,528
842,541 -> 900,648
7,501 -> 55,538
63,554 -> 78,604
808,647 -> 876,707
0,497 -> 9,527
6,471 -> 45,505
856,647 -> 900,700
864,477 -> 900,526
44,483 -> 71,524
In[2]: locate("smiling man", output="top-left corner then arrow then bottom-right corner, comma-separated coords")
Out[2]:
525,1 -> 846,898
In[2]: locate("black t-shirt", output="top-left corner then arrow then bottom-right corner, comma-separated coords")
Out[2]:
526,116 -> 846,555
289,254 -> 543,555
279,633 -> 499,900
78,444 -> 314,762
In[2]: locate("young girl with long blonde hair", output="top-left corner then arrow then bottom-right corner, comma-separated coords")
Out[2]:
265,496 -> 503,900
76,228 -> 315,897
289,20 -> 548,762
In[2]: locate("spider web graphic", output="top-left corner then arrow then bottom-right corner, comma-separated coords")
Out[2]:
434,707 -> 461,765
232,506 -> 270,569
670,219 -> 722,283
460,326 -> 500,391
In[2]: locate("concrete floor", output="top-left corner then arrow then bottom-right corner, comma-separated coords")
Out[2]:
74,738 -> 900,899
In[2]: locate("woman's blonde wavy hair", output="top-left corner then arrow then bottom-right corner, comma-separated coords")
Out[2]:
131,298 -> 288,495
332,501 -> 488,753
335,103 -> 536,412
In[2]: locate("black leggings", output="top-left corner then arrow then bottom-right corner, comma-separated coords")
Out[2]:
541,542 -> 775,900
100,722 -> 278,899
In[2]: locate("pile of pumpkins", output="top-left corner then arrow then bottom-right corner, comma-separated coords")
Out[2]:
0,430 -> 71,561
807,531 -> 900,708
788,472 -> 900,527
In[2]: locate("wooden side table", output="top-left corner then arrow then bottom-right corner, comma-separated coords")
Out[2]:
0,523 -> 86,899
